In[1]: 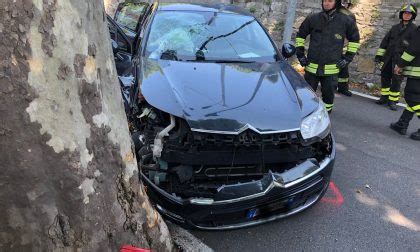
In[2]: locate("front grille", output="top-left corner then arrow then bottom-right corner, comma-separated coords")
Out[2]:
190,130 -> 300,146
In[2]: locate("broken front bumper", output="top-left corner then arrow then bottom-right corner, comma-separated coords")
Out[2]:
141,136 -> 336,230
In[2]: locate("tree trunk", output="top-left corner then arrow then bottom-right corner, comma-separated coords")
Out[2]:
104,0 -> 123,17
0,0 -> 173,251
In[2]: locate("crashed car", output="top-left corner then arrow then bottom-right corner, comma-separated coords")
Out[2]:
114,2 -> 336,230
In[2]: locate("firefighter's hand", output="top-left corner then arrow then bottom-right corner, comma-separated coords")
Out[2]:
376,61 -> 384,71
394,65 -> 402,75
298,57 -> 309,67
336,58 -> 349,69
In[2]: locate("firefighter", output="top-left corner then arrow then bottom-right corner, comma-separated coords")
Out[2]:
337,0 -> 357,96
296,0 -> 360,113
391,26 -> 420,141
375,4 -> 417,111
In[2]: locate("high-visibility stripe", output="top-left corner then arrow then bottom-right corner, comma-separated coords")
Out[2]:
376,48 -> 386,56
389,91 -> 400,96
305,63 -> 340,75
406,106 -> 415,112
295,37 -> 305,47
324,64 -> 340,75
403,66 -> 420,77
325,64 -> 338,69
412,105 -> 420,111
403,71 -> 420,77
325,70 -> 340,74
388,91 -> 400,101
406,105 -> 420,113
338,78 -> 349,83
401,52 -> 415,62
347,42 -> 360,53
305,62 -> 318,74
325,103 -> 334,111
402,5 -> 417,14
381,88 -> 390,95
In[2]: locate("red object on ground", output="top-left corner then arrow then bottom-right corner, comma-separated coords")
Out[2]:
120,245 -> 151,252
321,181 -> 344,206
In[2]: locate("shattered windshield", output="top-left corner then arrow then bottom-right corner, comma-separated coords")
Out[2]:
145,11 -> 277,62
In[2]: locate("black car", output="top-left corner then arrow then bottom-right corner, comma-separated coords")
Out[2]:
111,2 -> 336,230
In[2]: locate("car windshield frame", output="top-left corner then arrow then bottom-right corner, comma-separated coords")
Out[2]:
143,10 -> 279,62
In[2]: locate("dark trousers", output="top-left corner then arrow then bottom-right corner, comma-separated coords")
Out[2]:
404,78 -> 420,119
381,60 -> 404,102
338,65 -> 349,91
304,72 -> 337,112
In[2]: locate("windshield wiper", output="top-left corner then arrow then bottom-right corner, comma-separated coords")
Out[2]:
197,19 -> 255,52
194,19 -> 256,61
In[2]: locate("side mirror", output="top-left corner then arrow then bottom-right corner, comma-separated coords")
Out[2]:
111,40 -> 119,54
282,43 -> 296,59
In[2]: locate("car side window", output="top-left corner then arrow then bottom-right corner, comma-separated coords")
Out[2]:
115,2 -> 149,35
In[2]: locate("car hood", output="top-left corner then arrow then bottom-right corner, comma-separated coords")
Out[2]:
139,59 -> 319,133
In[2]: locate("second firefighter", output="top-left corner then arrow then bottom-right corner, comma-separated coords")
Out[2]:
337,0 -> 358,97
375,4 -> 417,110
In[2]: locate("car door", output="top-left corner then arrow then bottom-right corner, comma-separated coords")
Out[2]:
109,1 -> 150,75
107,1 -> 152,115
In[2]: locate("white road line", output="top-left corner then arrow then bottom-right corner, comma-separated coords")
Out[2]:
350,90 -> 406,108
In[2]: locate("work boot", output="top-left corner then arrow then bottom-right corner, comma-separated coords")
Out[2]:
388,101 -> 398,111
410,129 -> 420,141
338,88 -> 353,97
390,110 -> 414,135
376,95 -> 388,105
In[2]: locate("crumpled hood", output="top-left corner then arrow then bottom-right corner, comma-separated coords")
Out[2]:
139,59 -> 319,133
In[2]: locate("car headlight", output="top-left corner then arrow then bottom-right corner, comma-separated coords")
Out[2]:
300,102 -> 331,140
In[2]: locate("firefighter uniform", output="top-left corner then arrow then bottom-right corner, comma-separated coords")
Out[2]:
390,26 -> 420,141
338,0 -> 357,96
296,0 -> 360,113
375,4 -> 417,110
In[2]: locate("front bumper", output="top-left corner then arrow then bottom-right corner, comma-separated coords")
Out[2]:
141,136 -> 336,230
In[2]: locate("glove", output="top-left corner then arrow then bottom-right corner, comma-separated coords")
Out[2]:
336,58 -> 349,69
298,56 -> 309,67
376,61 -> 384,71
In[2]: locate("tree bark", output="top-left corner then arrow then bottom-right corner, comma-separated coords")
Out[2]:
0,0 -> 173,251
104,0 -> 123,17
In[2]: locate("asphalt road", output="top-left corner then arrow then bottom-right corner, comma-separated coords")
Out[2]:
191,93 -> 420,251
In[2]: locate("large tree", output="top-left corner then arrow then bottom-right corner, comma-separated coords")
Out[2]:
0,0 -> 173,250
